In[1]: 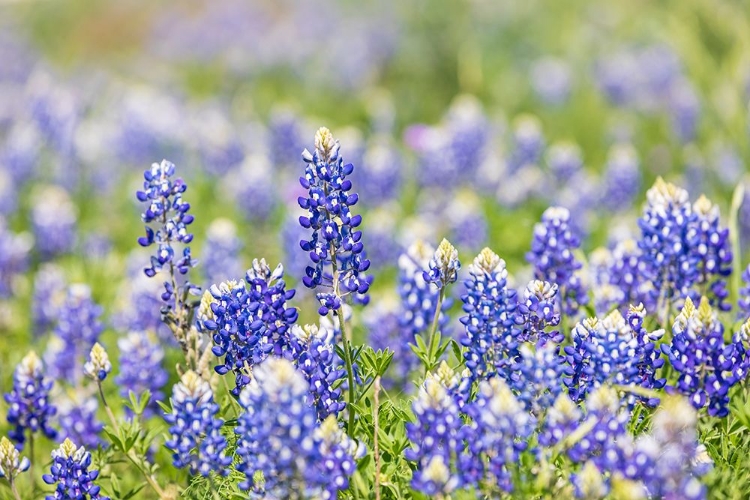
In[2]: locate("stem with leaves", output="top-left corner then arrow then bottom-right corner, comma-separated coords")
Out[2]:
425,287 -> 446,375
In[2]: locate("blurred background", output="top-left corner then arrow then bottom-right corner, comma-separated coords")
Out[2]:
1,0 -> 750,363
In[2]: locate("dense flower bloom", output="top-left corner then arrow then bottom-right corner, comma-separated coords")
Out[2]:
83,343 -> 111,382
423,238 -> 461,289
31,263 -> 67,336
164,371 -> 231,476
136,159 -> 196,301
564,308 -> 664,403
291,324 -> 346,420
31,185 -> 77,259
607,238 -> 652,310
601,144 -> 640,212
515,280 -> 562,345
0,218 -> 32,299
0,436 -> 30,482
42,438 -> 108,500
637,177 -> 698,308
57,398 -> 103,450
201,218 -> 243,286
634,396 -> 709,499
45,284 -> 104,385
115,331 -> 167,418
689,195 -> 732,311
661,297 -> 746,417
538,393 -> 582,447
235,358 -> 356,498
201,259 -> 298,395
510,342 -> 567,415
527,206 -> 588,316
462,377 -> 535,493
298,127 -> 371,313
460,247 -> 518,384
406,373 -> 465,495
4,351 -> 57,448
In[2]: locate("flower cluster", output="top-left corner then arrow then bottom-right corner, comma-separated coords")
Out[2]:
423,238 -> 461,289
527,206 -> 588,316
115,331 -> 168,417
291,324 -> 346,420
164,371 -> 231,476
83,343 -> 111,382
689,195 -> 732,311
637,177 -> 698,308
511,342 -> 567,415
564,307 -> 664,403
661,297 -> 746,416
136,159 -> 196,300
463,378 -> 536,493
515,280 -> 562,345
405,373 -> 465,496
45,284 -> 104,384
42,438 -> 108,500
298,127 -> 371,313
4,351 -> 57,448
0,436 -> 30,483
235,358 -> 357,498
460,247 -> 518,383
201,259 -> 298,395
57,398 -> 103,450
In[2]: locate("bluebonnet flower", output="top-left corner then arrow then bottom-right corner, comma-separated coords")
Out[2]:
201,259 -> 298,395
115,331 -> 168,418
515,280 -> 562,345
633,396 -> 709,499
689,195 -> 732,311
83,343 -> 111,382
608,238 -> 652,311
423,238 -> 461,289
42,438 -> 108,500
538,393 -> 582,447
353,139 -> 402,205
511,342 -> 567,416
164,371 -> 231,476
637,177 -> 698,309
669,80 -> 700,143
460,247 -> 518,384
507,114 -> 545,174
45,284 -> 104,385
601,144 -> 640,212
0,436 -> 30,487
566,386 -> 632,473
462,377 -> 535,494
235,358 -> 356,498
445,191 -> 488,253
564,309 -> 664,403
546,141 -> 582,183
527,206 -> 588,316
290,324 -> 346,420
136,159 -> 196,299
281,210 -> 314,285
0,218 -> 32,298
268,108 -> 304,171
31,185 -> 77,259
661,297 -> 745,417
531,57 -> 572,105
224,155 -> 278,223
406,373 -> 465,496
201,218 -> 243,286
738,264 -> 750,318
58,398 -> 103,450
298,127 -> 372,313
4,351 -> 57,448
588,247 -> 624,314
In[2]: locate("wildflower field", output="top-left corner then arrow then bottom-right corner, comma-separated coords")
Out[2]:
2,0 -> 750,498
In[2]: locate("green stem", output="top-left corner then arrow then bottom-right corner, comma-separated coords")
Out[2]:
425,287 -> 446,374
730,182 -> 745,302
338,311 -> 357,435
9,477 -> 22,500
97,383 -> 168,499
27,432 -> 35,494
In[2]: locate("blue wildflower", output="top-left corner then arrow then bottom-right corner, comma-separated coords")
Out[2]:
0,436 -> 30,487
31,185 -> 77,259
515,280 -> 562,345
298,127 -> 371,313
4,351 -> 57,448
423,238 -> 461,289
527,206 -> 588,316
58,398 -> 103,450
601,144 -> 640,212
42,438 -> 108,500
689,195 -> 732,311
164,371 -> 231,476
